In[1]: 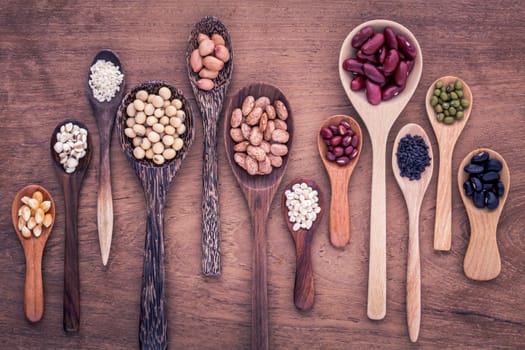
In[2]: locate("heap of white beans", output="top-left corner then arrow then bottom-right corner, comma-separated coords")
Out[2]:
285,183 -> 321,231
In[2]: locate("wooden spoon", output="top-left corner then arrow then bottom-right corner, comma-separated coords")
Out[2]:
426,76 -> 473,251
116,81 -> 195,350
392,123 -> 433,342
317,115 -> 362,248
281,178 -> 324,311
458,148 -> 509,281
11,185 -> 56,323
50,119 -> 93,332
87,49 -> 125,266
223,83 -> 293,350
339,19 -> 423,320
186,16 -> 233,277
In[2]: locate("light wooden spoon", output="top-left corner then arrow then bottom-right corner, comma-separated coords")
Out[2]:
339,19 -> 423,320
426,76 -> 473,251
317,115 -> 362,248
392,123 -> 433,342
458,148 -> 510,281
11,185 -> 56,323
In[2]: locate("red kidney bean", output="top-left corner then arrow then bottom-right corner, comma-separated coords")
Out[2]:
357,50 -> 378,63
362,33 -> 385,55
331,136 -> 342,146
363,63 -> 386,84
320,127 -> 333,139
365,79 -> 381,105
350,76 -> 366,91
333,146 -> 344,157
406,59 -> 415,73
342,135 -> 352,147
384,27 -> 398,50
377,46 -> 386,64
342,58 -> 364,74
351,134 -> 359,148
396,34 -> 417,60
381,83 -> 405,101
394,61 -> 408,86
326,151 -> 336,161
383,49 -> 399,74
336,156 -> 350,165
340,120 -> 351,129
350,149 -> 359,159
351,25 -> 374,48
338,124 -> 347,136
344,145 -> 354,155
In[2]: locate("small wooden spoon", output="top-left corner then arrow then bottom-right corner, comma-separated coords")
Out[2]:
224,83 -> 293,350
392,123 -> 433,342
11,185 -> 56,323
426,76 -> 472,251
50,119 -> 93,332
281,178 -> 325,311
339,19 -> 423,320
116,81 -> 195,350
317,115 -> 362,248
87,49 -> 126,266
186,16 -> 233,277
458,148 -> 510,281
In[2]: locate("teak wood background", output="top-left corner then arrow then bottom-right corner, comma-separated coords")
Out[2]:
1,1 -> 524,349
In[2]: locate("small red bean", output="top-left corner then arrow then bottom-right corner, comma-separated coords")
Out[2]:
351,134 -> 359,148
383,49 -> 400,74
320,127 -> 333,139
350,149 -> 359,159
365,79 -> 382,105
351,76 -> 366,91
326,151 -> 336,161
336,156 -> 350,165
342,58 -> 364,74
338,125 -> 347,136
329,125 -> 339,134
384,27 -> 398,50
344,145 -> 354,155
362,33 -> 385,55
340,120 -> 351,129
394,61 -> 408,86
351,25 -> 374,48
363,63 -> 386,84
396,34 -> 417,60
324,138 -> 331,146
333,146 -> 344,157
342,135 -> 352,147
331,136 -> 342,146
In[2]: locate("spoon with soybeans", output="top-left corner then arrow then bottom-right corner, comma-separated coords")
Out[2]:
339,19 -> 423,320
11,185 -> 55,323
87,49 -> 125,266
426,76 -> 472,251
392,123 -> 433,342
50,119 -> 92,332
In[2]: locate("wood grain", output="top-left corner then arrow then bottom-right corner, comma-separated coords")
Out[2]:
1,1 -> 525,349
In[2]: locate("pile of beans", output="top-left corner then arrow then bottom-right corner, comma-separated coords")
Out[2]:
17,190 -> 53,239
124,86 -> 186,166
430,79 -> 470,124
285,182 -> 321,232
396,134 -> 431,180
462,151 -> 504,209
342,26 -> 417,105
230,95 -> 289,175
320,120 -> 359,165
53,122 -> 89,173
190,33 -> 231,91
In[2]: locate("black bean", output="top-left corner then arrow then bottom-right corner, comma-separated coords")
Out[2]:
482,171 -> 500,182
485,191 -> 499,209
464,163 -> 484,174
473,190 -> 485,208
482,183 -> 494,191
485,159 -> 502,172
496,181 -> 505,197
463,180 -> 473,196
470,177 -> 482,191
471,151 -> 489,164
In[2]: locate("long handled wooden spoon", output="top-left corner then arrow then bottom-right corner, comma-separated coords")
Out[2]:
426,76 -> 472,251
87,49 -> 125,266
11,185 -> 56,323
187,16 -> 233,276
116,81 -> 195,350
317,115 -> 362,248
392,123 -> 433,342
339,19 -> 423,320
458,148 -> 510,281
224,83 -> 293,350
50,119 -> 93,332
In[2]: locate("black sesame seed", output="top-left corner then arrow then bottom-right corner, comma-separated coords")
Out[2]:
396,134 -> 431,181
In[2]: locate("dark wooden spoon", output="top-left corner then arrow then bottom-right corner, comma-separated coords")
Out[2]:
281,178 -> 324,311
116,81 -> 195,350
50,119 -> 93,332
186,16 -> 233,276
224,83 -> 293,350
87,49 -> 125,266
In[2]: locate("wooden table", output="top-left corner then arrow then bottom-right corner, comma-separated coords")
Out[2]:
1,1 -> 524,348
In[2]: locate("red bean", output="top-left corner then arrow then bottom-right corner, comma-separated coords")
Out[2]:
324,138 -> 331,146
350,149 -> 359,159
381,83 -> 405,101
350,76 -> 366,91
383,49 -> 400,74
384,27 -> 398,50
326,151 -> 336,161
357,50 -> 378,64
331,136 -> 342,146
333,146 -> 344,157
351,134 -> 359,148
363,63 -> 386,84
342,58 -> 364,74
351,25 -> 374,48
340,120 -> 351,129
365,79 -> 382,105
342,135 -> 352,147
336,156 -> 350,165
344,145 -> 354,155
394,61 -> 408,86
362,33 -> 385,55
378,46 -> 386,64
329,125 -> 339,134
338,125 -> 347,136
396,34 -> 417,60
320,127 -> 333,139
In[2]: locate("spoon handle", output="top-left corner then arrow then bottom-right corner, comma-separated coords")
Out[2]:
201,119 -> 221,276
464,218 -> 501,281
328,175 -> 351,248
293,231 -> 315,311
407,204 -> 421,342
24,244 -> 45,323
433,146 -> 454,251
97,140 -> 113,266
139,186 -> 168,350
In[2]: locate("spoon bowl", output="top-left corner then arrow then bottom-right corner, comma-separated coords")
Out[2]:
392,123 -> 433,342
186,16 -> 233,277
426,76 -> 473,251
116,81 -> 195,349
339,19 -> 423,320
458,148 -> 509,281
87,49 -> 125,266
11,184 -> 56,323
223,83 -> 293,350
317,115 -> 362,248
281,178 -> 324,311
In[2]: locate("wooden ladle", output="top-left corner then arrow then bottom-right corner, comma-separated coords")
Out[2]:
392,123 -> 433,342
11,185 -> 56,323
87,49 -> 125,266
224,83 -> 293,350
339,19 -> 423,320
281,178 -> 324,311
426,76 -> 473,251
116,81 -> 195,350
458,148 -> 510,281
50,119 -> 92,332
317,115 -> 362,248
186,16 -> 233,277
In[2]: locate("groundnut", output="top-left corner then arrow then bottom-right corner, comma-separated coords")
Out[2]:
382,83 -> 405,101
211,33 -> 225,46
363,63 -> 386,84
199,39 -> 215,56
351,76 -> 366,91
242,96 -> 255,116
196,78 -> 214,91
272,129 -> 289,143
245,156 -> 258,175
246,106 -> 263,125
214,45 -> 230,63
270,143 -> 288,156
203,55 -> 224,72
249,126 -> 263,146
231,108 -> 242,128
234,152 -> 247,169
365,79 -> 382,105
197,33 -> 210,43
351,25 -> 374,48
241,123 -> 251,140
396,34 -> 417,60
394,61 -> 408,87
342,58 -> 364,74
234,140 -> 250,152
361,32 -> 385,55
190,49 -> 203,72
230,128 -> 244,142
199,68 -> 219,79
247,145 -> 266,161
383,49 -> 400,74
274,100 -> 288,120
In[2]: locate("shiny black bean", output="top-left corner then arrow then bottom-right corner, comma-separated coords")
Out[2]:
485,191 -> 499,209
485,159 -> 503,172
482,171 -> 500,182
473,190 -> 485,208
471,151 -> 489,164
463,180 -> 473,196
483,183 -> 494,191
464,163 -> 484,174
470,177 -> 482,191
496,181 -> 505,197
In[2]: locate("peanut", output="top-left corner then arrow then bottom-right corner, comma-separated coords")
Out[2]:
202,55 -> 224,71
198,39 -> 215,56
196,78 -> 214,91
214,45 -> 230,63
211,33 -> 225,46
190,49 -> 203,72
197,33 -> 210,44
199,68 -> 219,79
